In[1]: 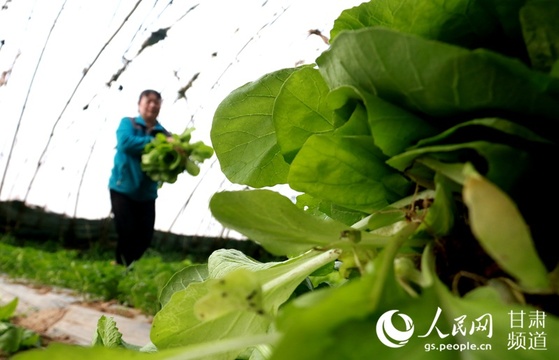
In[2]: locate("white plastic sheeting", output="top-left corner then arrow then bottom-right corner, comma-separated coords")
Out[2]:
0,0 -> 364,237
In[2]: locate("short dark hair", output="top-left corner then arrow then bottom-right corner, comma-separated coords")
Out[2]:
138,89 -> 161,103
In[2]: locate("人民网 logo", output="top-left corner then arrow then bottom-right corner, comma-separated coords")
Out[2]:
376,310 -> 415,348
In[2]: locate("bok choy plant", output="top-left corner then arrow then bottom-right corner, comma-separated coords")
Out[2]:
1,298 -> 40,357
13,0 -> 559,359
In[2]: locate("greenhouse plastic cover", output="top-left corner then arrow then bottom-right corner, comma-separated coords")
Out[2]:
0,0 -> 365,238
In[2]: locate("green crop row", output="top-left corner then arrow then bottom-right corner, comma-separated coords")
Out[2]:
0,235 -> 194,316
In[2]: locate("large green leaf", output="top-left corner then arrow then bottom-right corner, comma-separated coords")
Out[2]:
209,189 -> 418,258
329,85 -> 438,156
295,192 -> 368,226
288,134 -> 411,212
209,189 -> 352,257
331,0 -> 531,60
207,248 -> 279,279
151,247 -> 341,354
331,0 -> 499,49
193,268 -> 265,322
211,68 -> 297,187
317,27 -> 559,138
462,170 -> 550,292
273,66 -> 338,163
207,248 -> 341,315
328,87 -> 371,137
150,280 -> 270,354
92,316 -> 124,348
0,322 -> 39,356
0,298 -> 17,321
159,264 -> 208,308
361,90 -> 438,156
92,316 -> 141,350
520,0 -> 559,72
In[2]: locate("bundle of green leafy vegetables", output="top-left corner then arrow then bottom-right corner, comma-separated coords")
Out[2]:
14,0 -> 559,359
141,128 -> 214,183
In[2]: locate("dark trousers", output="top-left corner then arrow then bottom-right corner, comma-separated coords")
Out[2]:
110,190 -> 155,266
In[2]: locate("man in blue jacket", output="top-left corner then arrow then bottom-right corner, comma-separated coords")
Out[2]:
108,89 -> 170,266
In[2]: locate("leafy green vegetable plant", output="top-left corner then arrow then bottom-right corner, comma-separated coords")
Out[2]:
141,128 -> 214,183
1,298 -> 40,357
206,0 -> 559,358
12,0 -> 559,359
0,240 -> 190,315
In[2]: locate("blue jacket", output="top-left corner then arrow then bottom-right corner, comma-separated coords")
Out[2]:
108,116 -> 169,201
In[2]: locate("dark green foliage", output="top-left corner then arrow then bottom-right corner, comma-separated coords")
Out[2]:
0,235 -> 194,316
